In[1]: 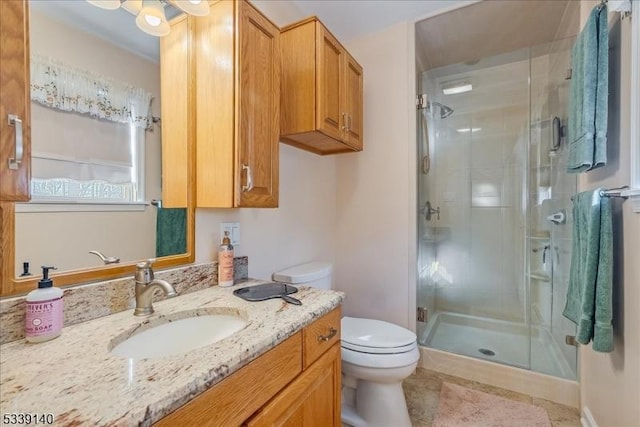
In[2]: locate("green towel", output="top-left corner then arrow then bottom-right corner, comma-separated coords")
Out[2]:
156,208 -> 187,257
567,4 -> 608,173
563,189 -> 613,352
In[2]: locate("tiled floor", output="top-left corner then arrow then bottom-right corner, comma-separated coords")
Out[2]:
403,368 -> 581,427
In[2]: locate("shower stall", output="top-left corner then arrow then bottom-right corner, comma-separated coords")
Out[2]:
415,4 -> 579,381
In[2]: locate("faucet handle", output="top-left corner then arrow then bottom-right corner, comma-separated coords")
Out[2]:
135,259 -> 156,283
136,258 -> 156,270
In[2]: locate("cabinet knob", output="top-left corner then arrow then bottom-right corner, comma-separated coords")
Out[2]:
242,164 -> 254,192
341,113 -> 348,131
7,114 -> 23,170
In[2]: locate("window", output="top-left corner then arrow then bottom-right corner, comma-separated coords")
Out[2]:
28,54 -> 151,205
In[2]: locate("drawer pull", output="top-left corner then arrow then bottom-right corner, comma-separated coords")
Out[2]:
317,327 -> 337,342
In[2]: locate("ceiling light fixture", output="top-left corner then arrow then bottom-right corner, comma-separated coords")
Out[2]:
86,0 -> 210,37
169,0 -> 210,16
135,0 -> 170,36
442,81 -> 473,95
456,127 -> 481,133
87,0 -> 122,10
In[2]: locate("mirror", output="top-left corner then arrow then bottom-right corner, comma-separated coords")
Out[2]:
7,1 -> 193,289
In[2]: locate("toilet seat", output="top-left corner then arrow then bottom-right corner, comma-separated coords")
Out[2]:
341,317 -> 419,368
342,340 -> 417,354
342,345 -> 420,369
342,316 -> 417,352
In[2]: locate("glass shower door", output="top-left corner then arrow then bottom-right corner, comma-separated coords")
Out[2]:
416,96 -> 437,342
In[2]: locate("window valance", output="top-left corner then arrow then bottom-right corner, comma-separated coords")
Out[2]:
30,54 -> 153,129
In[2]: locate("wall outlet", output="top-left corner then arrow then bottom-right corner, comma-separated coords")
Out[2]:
220,222 -> 240,245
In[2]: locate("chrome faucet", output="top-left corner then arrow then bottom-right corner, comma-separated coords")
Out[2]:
133,259 -> 177,316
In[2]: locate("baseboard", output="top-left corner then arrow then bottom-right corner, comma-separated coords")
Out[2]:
581,407 -> 599,427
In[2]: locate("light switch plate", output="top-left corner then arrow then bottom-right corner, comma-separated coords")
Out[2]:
220,222 -> 240,245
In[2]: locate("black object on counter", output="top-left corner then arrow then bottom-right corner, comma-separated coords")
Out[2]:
233,282 -> 302,305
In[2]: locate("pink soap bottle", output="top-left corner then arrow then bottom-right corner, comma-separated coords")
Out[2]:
25,266 -> 63,343
218,231 -> 234,287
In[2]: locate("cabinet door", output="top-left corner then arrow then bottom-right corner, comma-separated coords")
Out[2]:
246,343 -> 341,427
343,54 -> 363,151
0,0 -> 30,202
315,24 -> 345,143
236,1 -> 279,207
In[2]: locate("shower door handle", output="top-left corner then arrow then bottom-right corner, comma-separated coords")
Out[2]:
421,201 -> 440,221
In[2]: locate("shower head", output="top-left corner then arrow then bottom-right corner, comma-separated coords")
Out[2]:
431,101 -> 454,119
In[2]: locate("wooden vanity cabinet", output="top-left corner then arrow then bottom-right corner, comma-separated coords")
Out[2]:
193,0 -> 280,208
280,17 -> 363,155
0,0 -> 31,202
155,307 -> 342,427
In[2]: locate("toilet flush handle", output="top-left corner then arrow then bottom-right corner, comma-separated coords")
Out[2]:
317,327 -> 338,342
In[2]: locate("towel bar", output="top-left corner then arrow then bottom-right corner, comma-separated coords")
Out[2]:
571,186 -> 629,201
600,186 -> 630,198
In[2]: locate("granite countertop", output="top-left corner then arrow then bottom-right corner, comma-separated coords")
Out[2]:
0,281 -> 344,426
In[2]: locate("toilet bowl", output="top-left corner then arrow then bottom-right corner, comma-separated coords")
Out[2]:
341,316 -> 419,427
273,262 -> 419,427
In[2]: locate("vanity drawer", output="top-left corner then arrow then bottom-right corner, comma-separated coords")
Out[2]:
302,307 -> 341,369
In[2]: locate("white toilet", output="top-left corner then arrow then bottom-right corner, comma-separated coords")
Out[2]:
273,262 -> 420,427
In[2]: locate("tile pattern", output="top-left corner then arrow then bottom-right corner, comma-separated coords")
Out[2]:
0,282 -> 344,426
404,368 -> 581,427
0,257 -> 249,344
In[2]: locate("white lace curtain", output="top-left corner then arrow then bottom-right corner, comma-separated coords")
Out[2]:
30,54 -> 153,129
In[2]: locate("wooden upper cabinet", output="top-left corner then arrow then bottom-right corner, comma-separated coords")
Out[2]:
281,17 -> 363,155
194,0 -> 279,208
236,2 -> 280,207
343,53 -> 363,151
0,0 -> 31,202
316,26 -> 344,143
160,15 -> 192,209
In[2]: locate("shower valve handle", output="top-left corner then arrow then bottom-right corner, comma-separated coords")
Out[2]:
422,201 -> 440,221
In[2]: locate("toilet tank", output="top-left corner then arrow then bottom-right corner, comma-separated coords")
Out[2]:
272,262 -> 333,289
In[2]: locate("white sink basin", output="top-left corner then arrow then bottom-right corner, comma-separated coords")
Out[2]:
110,313 -> 248,359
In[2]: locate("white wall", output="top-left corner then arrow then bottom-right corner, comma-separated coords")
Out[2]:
334,22 -> 415,329
578,2 -> 640,426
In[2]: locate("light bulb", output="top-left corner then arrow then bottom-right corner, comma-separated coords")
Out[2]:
86,0 -> 121,10
145,15 -> 161,27
170,0 -> 210,16
136,0 -> 170,37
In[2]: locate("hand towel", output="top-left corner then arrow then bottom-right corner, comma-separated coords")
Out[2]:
156,208 -> 187,257
567,4 -> 608,173
563,189 -> 613,352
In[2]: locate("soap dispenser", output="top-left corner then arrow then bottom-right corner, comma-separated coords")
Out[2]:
25,266 -> 63,343
218,231 -> 234,287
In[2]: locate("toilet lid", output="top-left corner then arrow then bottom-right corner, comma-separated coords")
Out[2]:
341,317 -> 417,352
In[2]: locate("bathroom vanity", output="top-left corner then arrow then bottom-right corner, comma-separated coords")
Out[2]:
0,282 -> 344,426
157,306 -> 341,426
